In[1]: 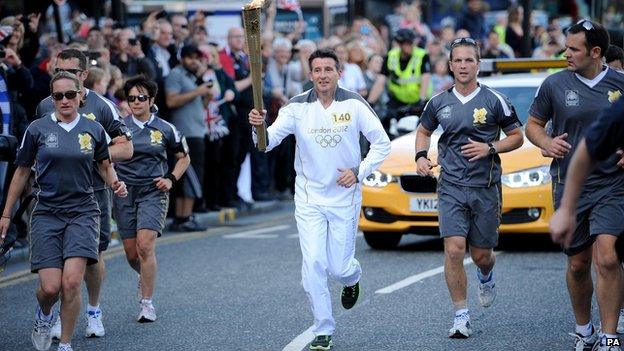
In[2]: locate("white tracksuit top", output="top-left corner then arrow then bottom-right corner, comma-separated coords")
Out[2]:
255,87 -> 391,206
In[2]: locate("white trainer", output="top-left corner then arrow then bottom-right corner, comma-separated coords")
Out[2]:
50,315 -> 61,340
477,279 -> 496,308
31,308 -> 54,351
476,269 -> 496,308
85,309 -> 105,337
137,301 -> 157,323
569,328 -> 599,351
617,309 -> 624,334
448,312 -> 472,338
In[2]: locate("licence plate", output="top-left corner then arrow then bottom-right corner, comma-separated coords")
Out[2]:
409,197 -> 438,213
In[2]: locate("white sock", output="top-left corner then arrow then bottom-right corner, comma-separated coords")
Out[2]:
59,342 -> 71,348
141,298 -> 153,305
575,322 -> 594,337
87,304 -> 100,314
455,308 -> 469,317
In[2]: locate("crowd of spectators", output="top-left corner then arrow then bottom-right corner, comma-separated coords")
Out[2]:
0,0 -> 613,219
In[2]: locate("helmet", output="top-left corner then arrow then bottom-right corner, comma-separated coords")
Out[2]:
394,28 -> 416,44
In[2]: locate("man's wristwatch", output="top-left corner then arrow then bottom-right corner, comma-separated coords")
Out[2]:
487,142 -> 497,155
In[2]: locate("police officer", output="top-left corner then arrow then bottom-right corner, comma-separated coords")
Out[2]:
36,49 -> 133,339
526,20 -> 624,350
367,28 -> 431,130
0,72 -> 127,351
113,76 -> 190,323
415,37 -> 523,338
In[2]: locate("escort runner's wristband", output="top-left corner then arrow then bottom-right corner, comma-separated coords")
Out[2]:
164,173 -> 177,184
415,150 -> 428,163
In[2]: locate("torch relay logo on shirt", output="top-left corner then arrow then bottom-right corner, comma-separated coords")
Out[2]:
473,108 -> 487,125
150,130 -> 163,145
78,133 -> 92,152
608,90 -> 622,103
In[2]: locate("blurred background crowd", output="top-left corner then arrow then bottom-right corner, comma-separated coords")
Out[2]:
0,0 -> 622,227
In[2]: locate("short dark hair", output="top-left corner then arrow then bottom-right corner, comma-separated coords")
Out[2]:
606,44 -> 624,64
123,75 -> 158,98
57,49 -> 88,70
567,20 -> 610,57
307,48 -> 340,71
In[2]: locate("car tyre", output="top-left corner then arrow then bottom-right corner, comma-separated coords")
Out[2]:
363,232 -> 402,250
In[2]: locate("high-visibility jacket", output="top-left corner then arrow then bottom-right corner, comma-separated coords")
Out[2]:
387,47 -> 426,104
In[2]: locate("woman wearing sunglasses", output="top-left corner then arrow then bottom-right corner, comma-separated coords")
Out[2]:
112,75 -> 190,323
0,71 -> 127,351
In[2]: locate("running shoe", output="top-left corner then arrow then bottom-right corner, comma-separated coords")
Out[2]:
309,335 -> 332,350
341,282 -> 359,309
85,309 -> 105,337
137,300 -> 157,323
448,311 -> 472,338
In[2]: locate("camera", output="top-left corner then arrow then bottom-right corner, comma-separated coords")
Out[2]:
128,38 -> 138,46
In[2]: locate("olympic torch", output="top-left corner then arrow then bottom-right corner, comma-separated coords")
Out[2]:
243,0 -> 268,151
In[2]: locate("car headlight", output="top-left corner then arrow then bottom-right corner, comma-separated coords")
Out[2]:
363,171 -> 396,187
501,166 -> 551,188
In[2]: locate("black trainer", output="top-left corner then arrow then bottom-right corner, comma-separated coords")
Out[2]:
309,335 -> 332,350
341,282 -> 359,309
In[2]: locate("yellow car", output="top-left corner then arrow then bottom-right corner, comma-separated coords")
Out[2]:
360,73 -> 553,249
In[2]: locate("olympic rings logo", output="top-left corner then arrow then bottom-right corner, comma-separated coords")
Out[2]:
314,134 -> 342,148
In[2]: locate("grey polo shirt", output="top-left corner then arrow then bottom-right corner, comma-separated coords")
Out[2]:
529,67 -> 624,186
36,89 -> 129,191
114,114 -> 188,186
16,114 -> 110,212
420,84 -> 522,187
165,65 -> 207,138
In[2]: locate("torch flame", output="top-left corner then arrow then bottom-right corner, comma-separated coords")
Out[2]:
243,0 -> 265,10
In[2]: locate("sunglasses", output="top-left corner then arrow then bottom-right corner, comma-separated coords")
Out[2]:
127,94 -> 150,102
51,90 -> 79,101
55,68 -> 83,75
451,37 -> 478,48
577,19 -> 594,31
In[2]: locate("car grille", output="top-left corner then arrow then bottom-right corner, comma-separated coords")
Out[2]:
501,208 -> 541,224
363,207 -> 438,224
399,175 -> 437,193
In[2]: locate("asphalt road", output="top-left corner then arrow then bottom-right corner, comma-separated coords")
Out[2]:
0,203 -> 607,351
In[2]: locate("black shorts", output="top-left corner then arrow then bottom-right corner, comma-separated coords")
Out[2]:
553,181 -> 624,256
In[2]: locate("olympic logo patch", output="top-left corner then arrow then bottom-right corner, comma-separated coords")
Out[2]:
314,134 -> 342,148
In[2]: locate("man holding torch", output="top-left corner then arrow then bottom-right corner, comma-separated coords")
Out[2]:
248,48 -> 390,350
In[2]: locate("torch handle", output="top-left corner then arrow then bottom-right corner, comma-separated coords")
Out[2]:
242,7 -> 267,152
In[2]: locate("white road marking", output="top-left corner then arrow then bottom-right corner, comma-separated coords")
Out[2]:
375,257 -> 473,294
286,233 -> 299,238
282,325 -> 315,351
222,225 -> 290,239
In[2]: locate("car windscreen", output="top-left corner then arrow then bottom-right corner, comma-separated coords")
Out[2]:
490,86 -> 539,125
